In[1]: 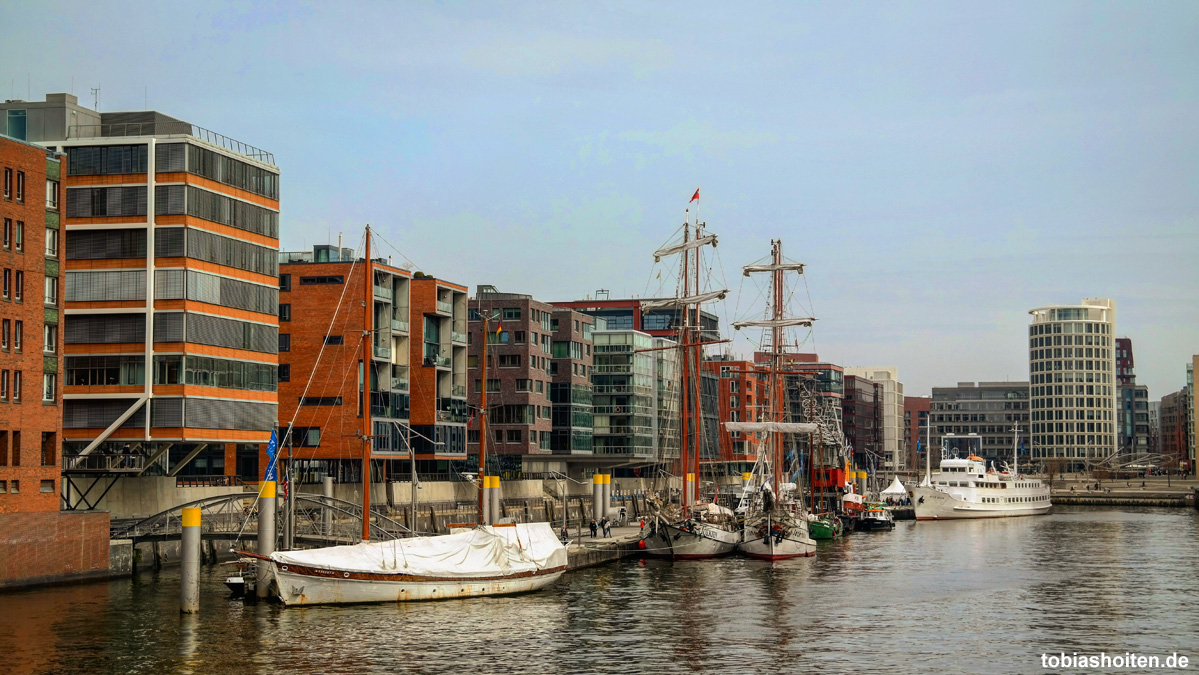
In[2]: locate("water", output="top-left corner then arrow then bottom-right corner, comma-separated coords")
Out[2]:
2,507 -> 1197,674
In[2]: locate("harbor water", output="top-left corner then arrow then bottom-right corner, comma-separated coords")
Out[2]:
2,506 -> 1196,674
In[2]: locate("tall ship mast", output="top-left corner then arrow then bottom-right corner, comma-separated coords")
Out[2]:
728,239 -> 819,559
640,191 -> 740,559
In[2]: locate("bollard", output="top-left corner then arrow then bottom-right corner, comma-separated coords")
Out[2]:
482,476 -> 492,526
591,474 -> 603,524
322,475 -> 333,536
490,476 -> 501,524
602,474 -> 611,519
257,481 -> 276,599
180,507 -> 201,614
685,473 -> 695,506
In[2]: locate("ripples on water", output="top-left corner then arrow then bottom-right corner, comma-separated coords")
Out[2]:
1,507 -> 1195,674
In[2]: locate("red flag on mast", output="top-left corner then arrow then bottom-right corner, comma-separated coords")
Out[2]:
690,188 -> 700,202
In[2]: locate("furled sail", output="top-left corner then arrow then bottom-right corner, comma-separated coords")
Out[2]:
640,289 -> 728,311
742,262 -> 805,275
653,234 -> 717,262
724,421 -> 819,434
731,317 -> 817,329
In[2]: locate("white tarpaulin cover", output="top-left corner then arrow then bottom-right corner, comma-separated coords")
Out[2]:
880,477 -> 908,496
270,522 -> 567,577
724,421 -> 819,434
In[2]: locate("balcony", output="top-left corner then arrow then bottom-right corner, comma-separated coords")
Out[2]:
374,285 -> 392,301
373,343 -> 391,359
451,331 -> 467,344
452,384 -> 467,398
424,354 -> 451,368
68,122 -> 275,165
436,300 -> 453,315
392,318 -> 409,333
392,377 -> 409,392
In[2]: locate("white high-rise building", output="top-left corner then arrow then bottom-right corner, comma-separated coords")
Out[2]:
1027,298 -> 1117,472
843,366 -> 904,472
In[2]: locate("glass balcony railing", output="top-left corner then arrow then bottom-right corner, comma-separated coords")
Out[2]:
392,377 -> 409,392
429,355 -> 451,368
452,384 -> 467,398
373,344 -> 391,359
392,318 -> 409,332
436,300 -> 453,315
374,285 -> 392,301
451,331 -> 467,344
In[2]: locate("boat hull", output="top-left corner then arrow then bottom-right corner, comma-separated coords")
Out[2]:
270,563 -> 567,606
643,521 -> 738,559
737,513 -> 816,559
912,486 -> 1052,520
808,518 -> 842,540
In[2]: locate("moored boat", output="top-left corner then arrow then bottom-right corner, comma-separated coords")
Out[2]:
241,522 -> 567,606
912,426 -> 1051,521
807,513 -> 844,539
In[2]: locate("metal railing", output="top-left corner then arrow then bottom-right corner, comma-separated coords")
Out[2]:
67,123 -> 275,165
452,384 -> 467,398
175,475 -> 243,487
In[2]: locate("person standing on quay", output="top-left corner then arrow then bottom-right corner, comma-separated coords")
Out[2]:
589,519 -> 598,538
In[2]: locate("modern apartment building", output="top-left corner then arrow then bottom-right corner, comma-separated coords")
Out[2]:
1028,298 -> 1117,471
843,367 -> 905,472
410,275 -> 469,464
467,286 -> 594,474
903,396 -> 931,470
842,375 -> 881,470
929,382 -> 1031,466
0,93 -> 282,488
1160,388 -> 1188,470
590,329 -> 680,469
274,243 -> 414,483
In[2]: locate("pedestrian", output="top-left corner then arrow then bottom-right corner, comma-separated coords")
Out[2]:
601,516 -> 611,538
639,518 -> 645,530
589,519 -> 597,538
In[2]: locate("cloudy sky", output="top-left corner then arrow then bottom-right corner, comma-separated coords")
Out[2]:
3,1 -> 1196,397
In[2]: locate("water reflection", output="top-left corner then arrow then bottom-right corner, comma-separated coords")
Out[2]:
0,507 -> 1194,674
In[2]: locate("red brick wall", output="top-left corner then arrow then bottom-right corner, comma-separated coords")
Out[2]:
0,138 -> 61,511
0,511 -> 110,586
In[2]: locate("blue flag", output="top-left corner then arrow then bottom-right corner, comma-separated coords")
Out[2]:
264,429 -> 278,482
1021,441 -> 1026,455
917,440 -> 922,455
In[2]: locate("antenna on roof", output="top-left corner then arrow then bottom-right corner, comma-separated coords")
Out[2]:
90,86 -> 100,111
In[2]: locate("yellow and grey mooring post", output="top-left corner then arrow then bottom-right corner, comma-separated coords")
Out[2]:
257,480 -> 276,599
180,507 -> 201,614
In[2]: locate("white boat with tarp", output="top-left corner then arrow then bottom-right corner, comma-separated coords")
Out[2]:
242,523 -> 567,606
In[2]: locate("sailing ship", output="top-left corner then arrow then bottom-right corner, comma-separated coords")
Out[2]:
241,227 -> 567,604
727,240 -> 819,560
641,198 -> 740,559
911,426 -> 1051,520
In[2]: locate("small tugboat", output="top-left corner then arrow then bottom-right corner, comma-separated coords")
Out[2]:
807,513 -> 844,539
853,503 -> 895,531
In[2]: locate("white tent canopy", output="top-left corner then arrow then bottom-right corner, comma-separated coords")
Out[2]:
880,476 -> 908,497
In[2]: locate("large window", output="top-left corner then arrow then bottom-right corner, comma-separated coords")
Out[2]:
44,277 -> 57,306
45,228 -> 58,257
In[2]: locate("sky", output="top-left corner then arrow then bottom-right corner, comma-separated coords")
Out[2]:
3,1 -> 1196,398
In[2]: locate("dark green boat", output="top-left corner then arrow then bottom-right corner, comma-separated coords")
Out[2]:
808,514 -> 843,539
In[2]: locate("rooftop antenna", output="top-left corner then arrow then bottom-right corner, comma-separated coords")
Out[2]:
90,86 -> 100,111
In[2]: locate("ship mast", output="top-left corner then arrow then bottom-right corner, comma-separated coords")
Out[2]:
362,227 -> 374,542
770,240 -> 784,497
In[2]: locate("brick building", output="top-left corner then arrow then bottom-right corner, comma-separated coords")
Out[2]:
0,130 -> 109,589
467,286 -> 595,474
842,375 -> 881,470
704,356 -> 761,471
409,275 -> 468,464
903,395 -> 931,471
273,243 -> 415,483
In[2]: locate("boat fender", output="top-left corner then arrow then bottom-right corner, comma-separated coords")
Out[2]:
638,539 -> 647,550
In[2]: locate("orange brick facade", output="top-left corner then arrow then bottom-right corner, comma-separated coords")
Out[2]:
1,136 -> 62,512
704,359 -> 761,467
0,511 -> 110,588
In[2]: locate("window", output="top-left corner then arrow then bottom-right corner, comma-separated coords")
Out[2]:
279,303 -> 291,321
1,269 -> 7,299
2,219 -> 9,248
12,371 -> 20,402
40,480 -> 54,493
299,275 -> 343,285
42,374 -> 56,402
506,429 -> 522,443
0,319 -> 6,348
14,271 -> 22,301
2,169 -> 10,199
515,379 -> 532,392
44,277 -> 57,306
299,396 -> 342,406
278,364 -> 290,383
12,321 -> 21,351
502,308 -> 521,320
16,172 -> 24,202
513,331 -> 525,344
45,228 -> 58,257
46,180 -> 59,209
9,481 -> 17,494
43,325 -> 56,353
498,354 -> 520,368
278,334 -> 291,352
0,370 -> 6,399
324,335 -> 343,345
279,274 -> 291,292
